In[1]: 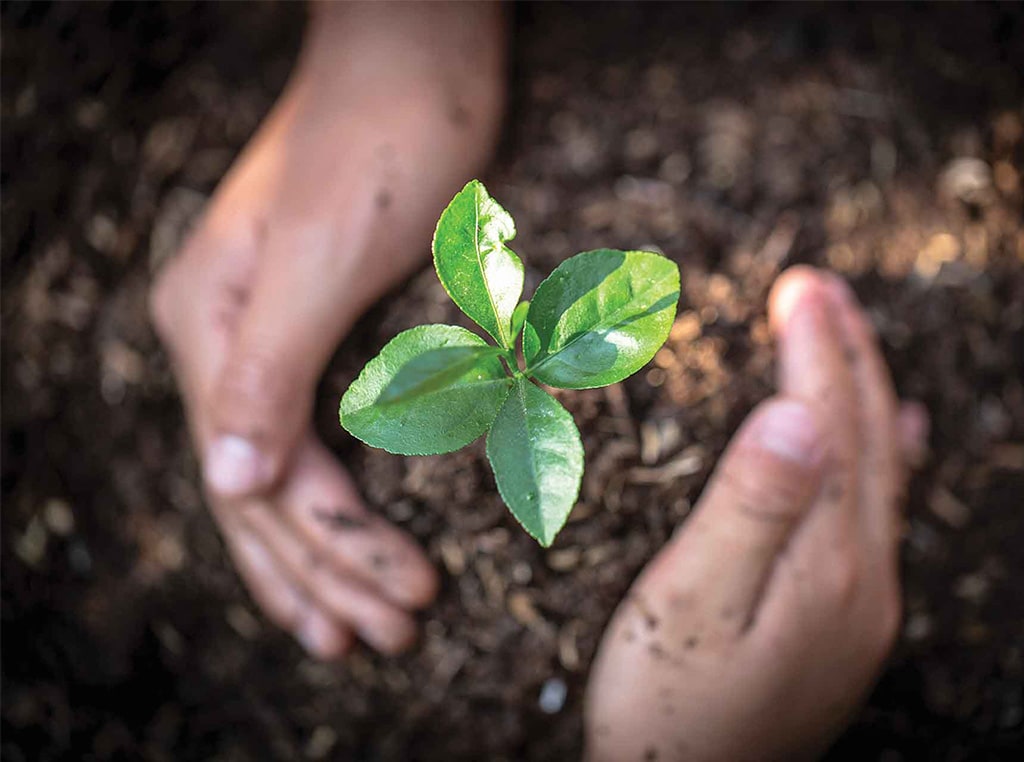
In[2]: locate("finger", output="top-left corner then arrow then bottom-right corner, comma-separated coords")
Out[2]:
201,185 -> 379,499
820,274 -> 904,555
637,397 -> 827,638
155,218 -> 355,657
279,437 -> 439,610
768,267 -> 860,549
219,520 -> 305,632
294,606 -> 355,661
239,502 -> 418,655
218,510 -> 355,660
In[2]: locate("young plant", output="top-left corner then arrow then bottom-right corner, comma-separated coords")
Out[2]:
339,180 -> 680,546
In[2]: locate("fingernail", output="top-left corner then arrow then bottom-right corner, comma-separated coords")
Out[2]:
770,269 -> 830,334
755,399 -> 824,466
296,612 -> 334,659
205,435 -> 271,496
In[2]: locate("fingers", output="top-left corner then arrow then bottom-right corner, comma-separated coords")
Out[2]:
152,217 -> 433,659
278,438 -> 439,610
754,267 -> 908,648
211,436 -> 432,657
641,397 -> 828,636
220,519 -> 355,660
820,274 -> 903,556
221,523 -> 305,631
238,503 -> 418,655
295,607 -> 355,661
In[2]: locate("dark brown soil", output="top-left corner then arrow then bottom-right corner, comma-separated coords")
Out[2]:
3,3 -> 1023,760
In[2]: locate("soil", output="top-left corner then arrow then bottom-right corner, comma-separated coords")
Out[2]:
3,3 -> 1023,760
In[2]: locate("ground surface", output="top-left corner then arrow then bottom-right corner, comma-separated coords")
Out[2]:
3,3 -> 1023,760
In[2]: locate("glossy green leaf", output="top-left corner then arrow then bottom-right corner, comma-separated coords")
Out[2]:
340,325 -> 512,455
523,249 -> 680,389
433,180 -> 524,348
377,344 -> 505,405
510,300 -> 530,343
486,378 -> 584,547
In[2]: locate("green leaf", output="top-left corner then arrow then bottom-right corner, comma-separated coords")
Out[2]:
340,325 -> 512,455
486,378 -> 584,547
433,180 -> 524,348
378,345 -> 504,405
510,300 -> 530,343
523,249 -> 680,389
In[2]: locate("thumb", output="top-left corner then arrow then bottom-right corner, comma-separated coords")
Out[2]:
201,243 -> 349,497
202,330 -> 314,497
646,396 -> 828,635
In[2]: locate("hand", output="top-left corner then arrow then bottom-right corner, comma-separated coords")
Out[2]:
149,2 -> 505,658
584,267 -> 928,760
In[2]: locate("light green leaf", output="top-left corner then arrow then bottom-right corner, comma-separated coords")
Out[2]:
523,249 -> 680,389
510,300 -> 530,343
433,180 -> 524,348
340,325 -> 512,455
486,378 -> 584,547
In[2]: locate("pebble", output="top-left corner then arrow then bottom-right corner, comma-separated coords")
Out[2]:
43,499 -> 74,536
583,542 -> 620,567
547,548 -> 582,572
508,592 -> 547,633
640,417 -> 682,465
904,612 -> 933,642
905,519 -> 945,560
940,157 -> 993,206
558,621 -> 582,672
68,540 -> 93,575
438,534 -> 466,576
928,486 -> 971,529
226,605 -> 261,640
998,693 -> 1024,729
538,677 -> 568,714
659,152 -> 691,184
15,517 -> 47,567
305,726 -> 337,760
156,533 -> 187,571
670,311 -> 702,342
954,572 -> 990,603
625,127 -> 659,162
511,562 -> 533,585
914,233 -> 961,279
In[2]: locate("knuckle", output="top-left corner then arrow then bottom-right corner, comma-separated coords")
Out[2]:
718,461 -> 807,526
220,347 -> 300,416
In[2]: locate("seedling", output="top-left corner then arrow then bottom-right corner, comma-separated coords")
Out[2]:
340,180 -> 680,546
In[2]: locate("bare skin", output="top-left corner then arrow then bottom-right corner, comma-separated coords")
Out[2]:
150,3 -> 506,658
585,267 -> 926,761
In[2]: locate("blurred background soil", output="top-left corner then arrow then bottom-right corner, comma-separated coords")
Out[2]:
2,3 -> 1023,760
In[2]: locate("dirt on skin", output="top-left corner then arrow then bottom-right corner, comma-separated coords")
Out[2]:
2,3 -> 1023,760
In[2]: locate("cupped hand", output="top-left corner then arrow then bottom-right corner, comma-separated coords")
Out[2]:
149,184 -> 440,656
149,2 -> 506,658
585,267 -> 928,760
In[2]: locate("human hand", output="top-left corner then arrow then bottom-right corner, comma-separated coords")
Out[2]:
584,267 -> 927,760
148,186 -> 441,657
149,2 -> 505,658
